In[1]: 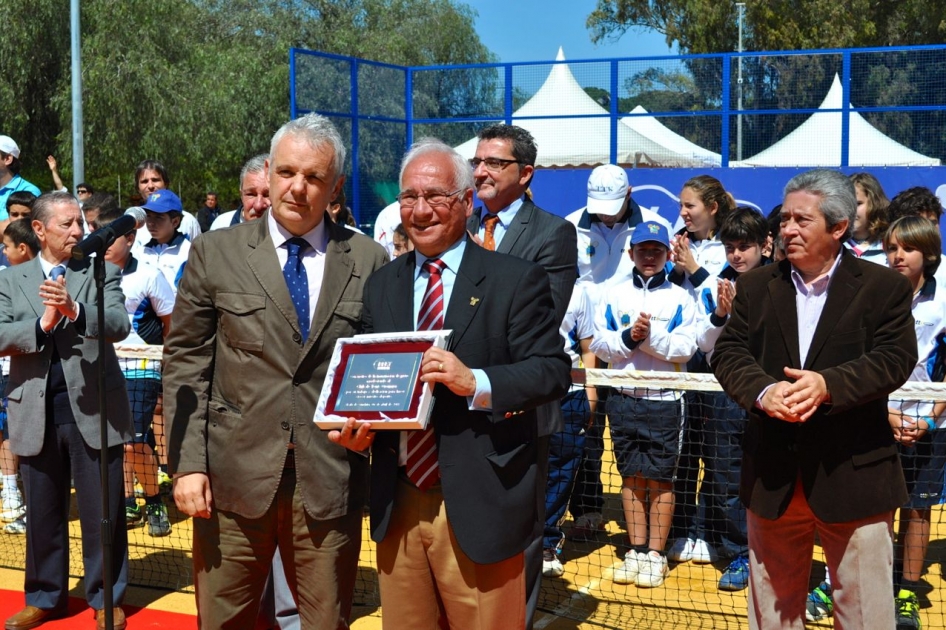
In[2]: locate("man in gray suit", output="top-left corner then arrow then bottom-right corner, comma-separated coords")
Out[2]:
0,191 -> 132,630
164,113 -> 388,628
466,123 -> 578,626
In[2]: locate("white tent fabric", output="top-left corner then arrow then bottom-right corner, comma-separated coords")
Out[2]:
454,48 -> 715,168
621,106 -> 721,167
732,74 -> 940,167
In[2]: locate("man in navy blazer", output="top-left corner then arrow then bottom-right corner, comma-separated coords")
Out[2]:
465,124 -> 577,623
713,170 -> 917,629
331,139 -> 570,629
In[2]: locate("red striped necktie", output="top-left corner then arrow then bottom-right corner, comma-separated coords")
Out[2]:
406,258 -> 446,491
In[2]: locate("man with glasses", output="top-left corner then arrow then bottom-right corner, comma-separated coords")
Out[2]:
330,138 -> 570,629
466,124 -> 577,626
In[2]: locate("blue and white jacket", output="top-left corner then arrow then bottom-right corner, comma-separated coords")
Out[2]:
590,268 -> 698,399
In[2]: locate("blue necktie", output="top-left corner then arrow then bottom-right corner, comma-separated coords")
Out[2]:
283,238 -> 310,341
50,265 -> 66,281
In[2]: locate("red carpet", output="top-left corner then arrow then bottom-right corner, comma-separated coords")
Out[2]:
0,589 -> 196,629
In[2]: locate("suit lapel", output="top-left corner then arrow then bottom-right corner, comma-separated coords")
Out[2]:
804,253 -> 862,369
65,259 -> 91,300
388,253 -> 416,332
310,223 -> 354,347
497,199 -> 532,255
768,263 -> 802,369
17,259 -> 46,317
466,208 -> 482,237
443,242 -> 486,348
246,220 -> 299,334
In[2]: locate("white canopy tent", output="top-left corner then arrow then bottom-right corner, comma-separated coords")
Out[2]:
620,105 -> 721,167
453,48 -> 715,168
732,74 -> 940,167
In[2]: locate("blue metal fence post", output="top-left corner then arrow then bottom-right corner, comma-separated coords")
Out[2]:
504,64 -> 514,123
406,67 -> 413,148
841,51 -> 852,168
350,59 -> 361,223
721,55 -> 731,167
610,59 -> 619,166
289,48 -> 298,119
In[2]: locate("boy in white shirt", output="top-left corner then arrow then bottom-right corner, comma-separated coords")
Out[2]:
139,190 -> 190,297
590,221 -> 697,588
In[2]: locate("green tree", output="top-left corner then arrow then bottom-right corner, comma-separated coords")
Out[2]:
0,0 -> 492,214
587,0 -> 946,53
586,0 -> 946,162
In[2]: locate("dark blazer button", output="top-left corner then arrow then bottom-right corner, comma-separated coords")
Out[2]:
292,332 -> 302,343
281,421 -> 290,430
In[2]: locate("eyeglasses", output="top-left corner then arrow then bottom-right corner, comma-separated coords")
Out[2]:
76,189 -> 89,194
468,157 -> 521,172
396,189 -> 463,208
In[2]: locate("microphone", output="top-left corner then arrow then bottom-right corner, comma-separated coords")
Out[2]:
71,207 -> 147,261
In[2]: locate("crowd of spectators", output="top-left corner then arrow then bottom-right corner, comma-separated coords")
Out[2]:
0,123 -> 944,630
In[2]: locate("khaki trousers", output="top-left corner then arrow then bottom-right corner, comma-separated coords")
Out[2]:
747,477 -> 895,630
377,478 -> 526,630
192,467 -> 361,630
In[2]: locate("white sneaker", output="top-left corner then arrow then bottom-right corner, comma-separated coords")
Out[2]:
0,491 -> 25,522
542,549 -> 564,578
634,551 -> 669,588
667,537 -> 717,563
613,551 -> 642,584
667,537 -> 696,562
690,538 -> 717,564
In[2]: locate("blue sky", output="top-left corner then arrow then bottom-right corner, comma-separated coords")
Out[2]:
470,0 -> 674,63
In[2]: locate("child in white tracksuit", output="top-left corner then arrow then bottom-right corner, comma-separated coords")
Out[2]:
590,221 -> 697,588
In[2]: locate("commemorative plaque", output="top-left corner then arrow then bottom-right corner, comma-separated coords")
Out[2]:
314,330 -> 452,430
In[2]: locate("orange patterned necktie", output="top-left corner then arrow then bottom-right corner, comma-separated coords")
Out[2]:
483,214 -> 500,251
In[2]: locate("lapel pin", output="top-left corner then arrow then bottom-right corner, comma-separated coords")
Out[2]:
470,297 -> 480,306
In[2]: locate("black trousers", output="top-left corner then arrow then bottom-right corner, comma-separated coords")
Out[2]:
21,421 -> 127,611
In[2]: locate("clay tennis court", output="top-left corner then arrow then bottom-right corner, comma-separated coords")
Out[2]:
3,419 -> 945,629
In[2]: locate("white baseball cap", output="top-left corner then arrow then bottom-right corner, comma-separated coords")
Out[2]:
586,164 -> 629,216
0,136 -> 20,159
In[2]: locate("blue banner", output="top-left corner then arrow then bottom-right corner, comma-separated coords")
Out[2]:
531,166 -> 946,237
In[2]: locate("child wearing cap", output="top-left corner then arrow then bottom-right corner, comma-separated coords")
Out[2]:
93,207 -> 176,538
589,220 -> 698,588
139,189 -> 190,298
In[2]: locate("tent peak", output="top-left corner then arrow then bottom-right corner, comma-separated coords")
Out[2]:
556,47 -> 565,61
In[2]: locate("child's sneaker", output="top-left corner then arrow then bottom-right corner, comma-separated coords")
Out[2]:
613,551 -> 642,584
146,501 -> 172,537
0,489 -> 26,522
125,503 -> 144,528
542,548 -> 564,577
568,512 -> 605,542
634,550 -> 669,588
895,589 -> 921,630
3,514 -> 26,535
805,581 -> 834,621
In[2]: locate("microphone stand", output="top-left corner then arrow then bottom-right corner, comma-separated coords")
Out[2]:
74,241 -> 117,630
96,250 -> 117,630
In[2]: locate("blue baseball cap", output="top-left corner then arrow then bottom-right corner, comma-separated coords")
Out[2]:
142,190 -> 183,213
630,221 -> 671,248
